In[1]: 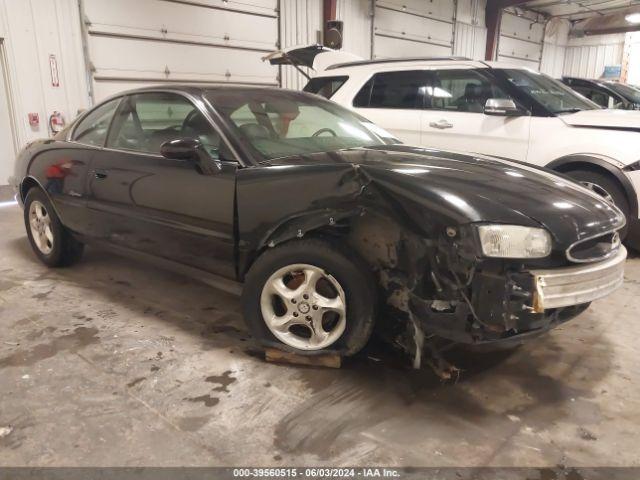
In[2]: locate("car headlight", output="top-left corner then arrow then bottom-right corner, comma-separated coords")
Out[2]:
477,225 -> 552,258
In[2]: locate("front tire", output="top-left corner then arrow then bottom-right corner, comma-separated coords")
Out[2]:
241,238 -> 377,356
24,188 -> 84,267
563,169 -> 631,239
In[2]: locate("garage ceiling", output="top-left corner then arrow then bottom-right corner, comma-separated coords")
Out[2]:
521,0 -> 640,20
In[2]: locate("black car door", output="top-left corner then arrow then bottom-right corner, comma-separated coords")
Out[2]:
33,98 -> 122,234
84,91 -> 237,279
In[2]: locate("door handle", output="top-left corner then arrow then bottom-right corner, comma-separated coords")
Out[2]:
93,170 -> 108,179
429,120 -> 454,130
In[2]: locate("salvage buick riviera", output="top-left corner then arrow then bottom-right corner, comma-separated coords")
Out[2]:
10,86 -> 627,369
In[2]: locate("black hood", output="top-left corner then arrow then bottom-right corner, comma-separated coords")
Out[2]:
269,145 -> 625,247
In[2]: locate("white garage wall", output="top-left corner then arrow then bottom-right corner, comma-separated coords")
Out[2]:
0,0 -> 89,184
83,0 -> 280,100
497,9 -> 545,67
563,33 -> 625,79
454,0 -> 487,60
373,0 -> 456,59
627,32 -> 640,87
336,0 -> 372,60
540,18 -> 570,78
280,0 -> 323,90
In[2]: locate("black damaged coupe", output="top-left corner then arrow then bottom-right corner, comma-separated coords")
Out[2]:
10,86 -> 627,368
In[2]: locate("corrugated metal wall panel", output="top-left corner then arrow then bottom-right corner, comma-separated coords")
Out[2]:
563,34 -> 625,78
336,0 -> 372,60
627,32 -> 640,86
456,0 -> 485,27
540,19 -> 569,77
540,43 -> 566,77
453,22 -> 487,60
279,0 -> 322,90
454,0 -> 486,60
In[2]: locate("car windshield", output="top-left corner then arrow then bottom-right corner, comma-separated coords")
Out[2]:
499,69 -> 599,114
206,89 -> 396,160
606,82 -> 640,104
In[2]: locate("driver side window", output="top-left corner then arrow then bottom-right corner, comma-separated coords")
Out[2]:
573,87 -> 613,108
427,70 -> 512,113
106,93 -> 221,157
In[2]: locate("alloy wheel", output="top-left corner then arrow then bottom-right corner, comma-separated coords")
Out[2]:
260,263 -> 347,350
29,200 -> 54,255
580,181 -> 615,204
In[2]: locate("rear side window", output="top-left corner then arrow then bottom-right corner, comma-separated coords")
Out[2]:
353,71 -> 428,109
107,93 -> 220,156
303,76 -> 348,99
73,98 -> 120,146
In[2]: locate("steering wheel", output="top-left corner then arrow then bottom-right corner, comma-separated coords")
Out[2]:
312,128 -> 338,138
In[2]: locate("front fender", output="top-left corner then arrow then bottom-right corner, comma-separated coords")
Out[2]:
546,154 -> 638,218
258,206 -> 365,249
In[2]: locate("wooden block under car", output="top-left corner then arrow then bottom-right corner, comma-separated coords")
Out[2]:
265,348 -> 341,368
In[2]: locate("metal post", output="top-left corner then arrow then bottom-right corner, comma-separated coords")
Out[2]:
77,0 -> 95,104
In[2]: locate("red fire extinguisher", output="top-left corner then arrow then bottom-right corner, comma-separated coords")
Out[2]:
49,111 -> 66,135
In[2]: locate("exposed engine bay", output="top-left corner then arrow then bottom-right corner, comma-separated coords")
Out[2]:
347,214 -> 591,377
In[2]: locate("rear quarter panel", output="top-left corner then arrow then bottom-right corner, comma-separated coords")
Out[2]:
18,139 -> 98,234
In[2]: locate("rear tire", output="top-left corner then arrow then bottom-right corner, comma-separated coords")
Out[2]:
24,188 -> 84,267
241,238 -> 377,356
563,169 -> 630,239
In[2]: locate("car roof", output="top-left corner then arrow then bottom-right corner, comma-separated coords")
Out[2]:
112,84 -> 284,95
319,58 -> 533,75
325,56 -> 477,70
563,76 -> 601,83
96,84 -> 321,106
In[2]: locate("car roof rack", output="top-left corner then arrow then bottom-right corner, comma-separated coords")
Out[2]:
326,56 -> 473,70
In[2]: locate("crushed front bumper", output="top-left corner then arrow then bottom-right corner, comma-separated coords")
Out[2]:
529,246 -> 627,313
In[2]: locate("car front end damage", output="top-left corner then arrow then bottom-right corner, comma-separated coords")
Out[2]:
240,144 -> 627,372
347,213 -> 626,376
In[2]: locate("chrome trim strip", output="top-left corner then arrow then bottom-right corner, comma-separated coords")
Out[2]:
565,226 -> 625,264
530,246 -> 627,312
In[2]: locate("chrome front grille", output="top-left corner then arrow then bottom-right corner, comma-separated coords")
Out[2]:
567,231 -> 622,263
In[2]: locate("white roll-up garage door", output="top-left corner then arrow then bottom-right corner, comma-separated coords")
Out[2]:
497,10 -> 544,67
82,0 -> 280,101
373,0 -> 455,59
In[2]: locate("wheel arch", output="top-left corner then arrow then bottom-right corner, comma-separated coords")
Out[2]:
239,207 -> 364,281
18,176 -> 66,222
546,154 -> 638,218
19,176 -> 42,203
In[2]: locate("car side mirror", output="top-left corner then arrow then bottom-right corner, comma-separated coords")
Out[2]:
161,137 -> 202,160
160,138 -> 222,175
484,98 -> 525,117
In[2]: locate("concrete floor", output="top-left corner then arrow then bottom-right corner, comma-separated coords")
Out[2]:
1,196 -> 640,468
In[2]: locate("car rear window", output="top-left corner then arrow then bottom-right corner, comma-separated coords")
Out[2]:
303,76 -> 349,99
352,71 -> 428,109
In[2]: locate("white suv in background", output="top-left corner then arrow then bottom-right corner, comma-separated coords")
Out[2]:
268,47 -> 640,243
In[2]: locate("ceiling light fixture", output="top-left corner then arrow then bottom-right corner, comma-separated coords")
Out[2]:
626,12 -> 640,24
